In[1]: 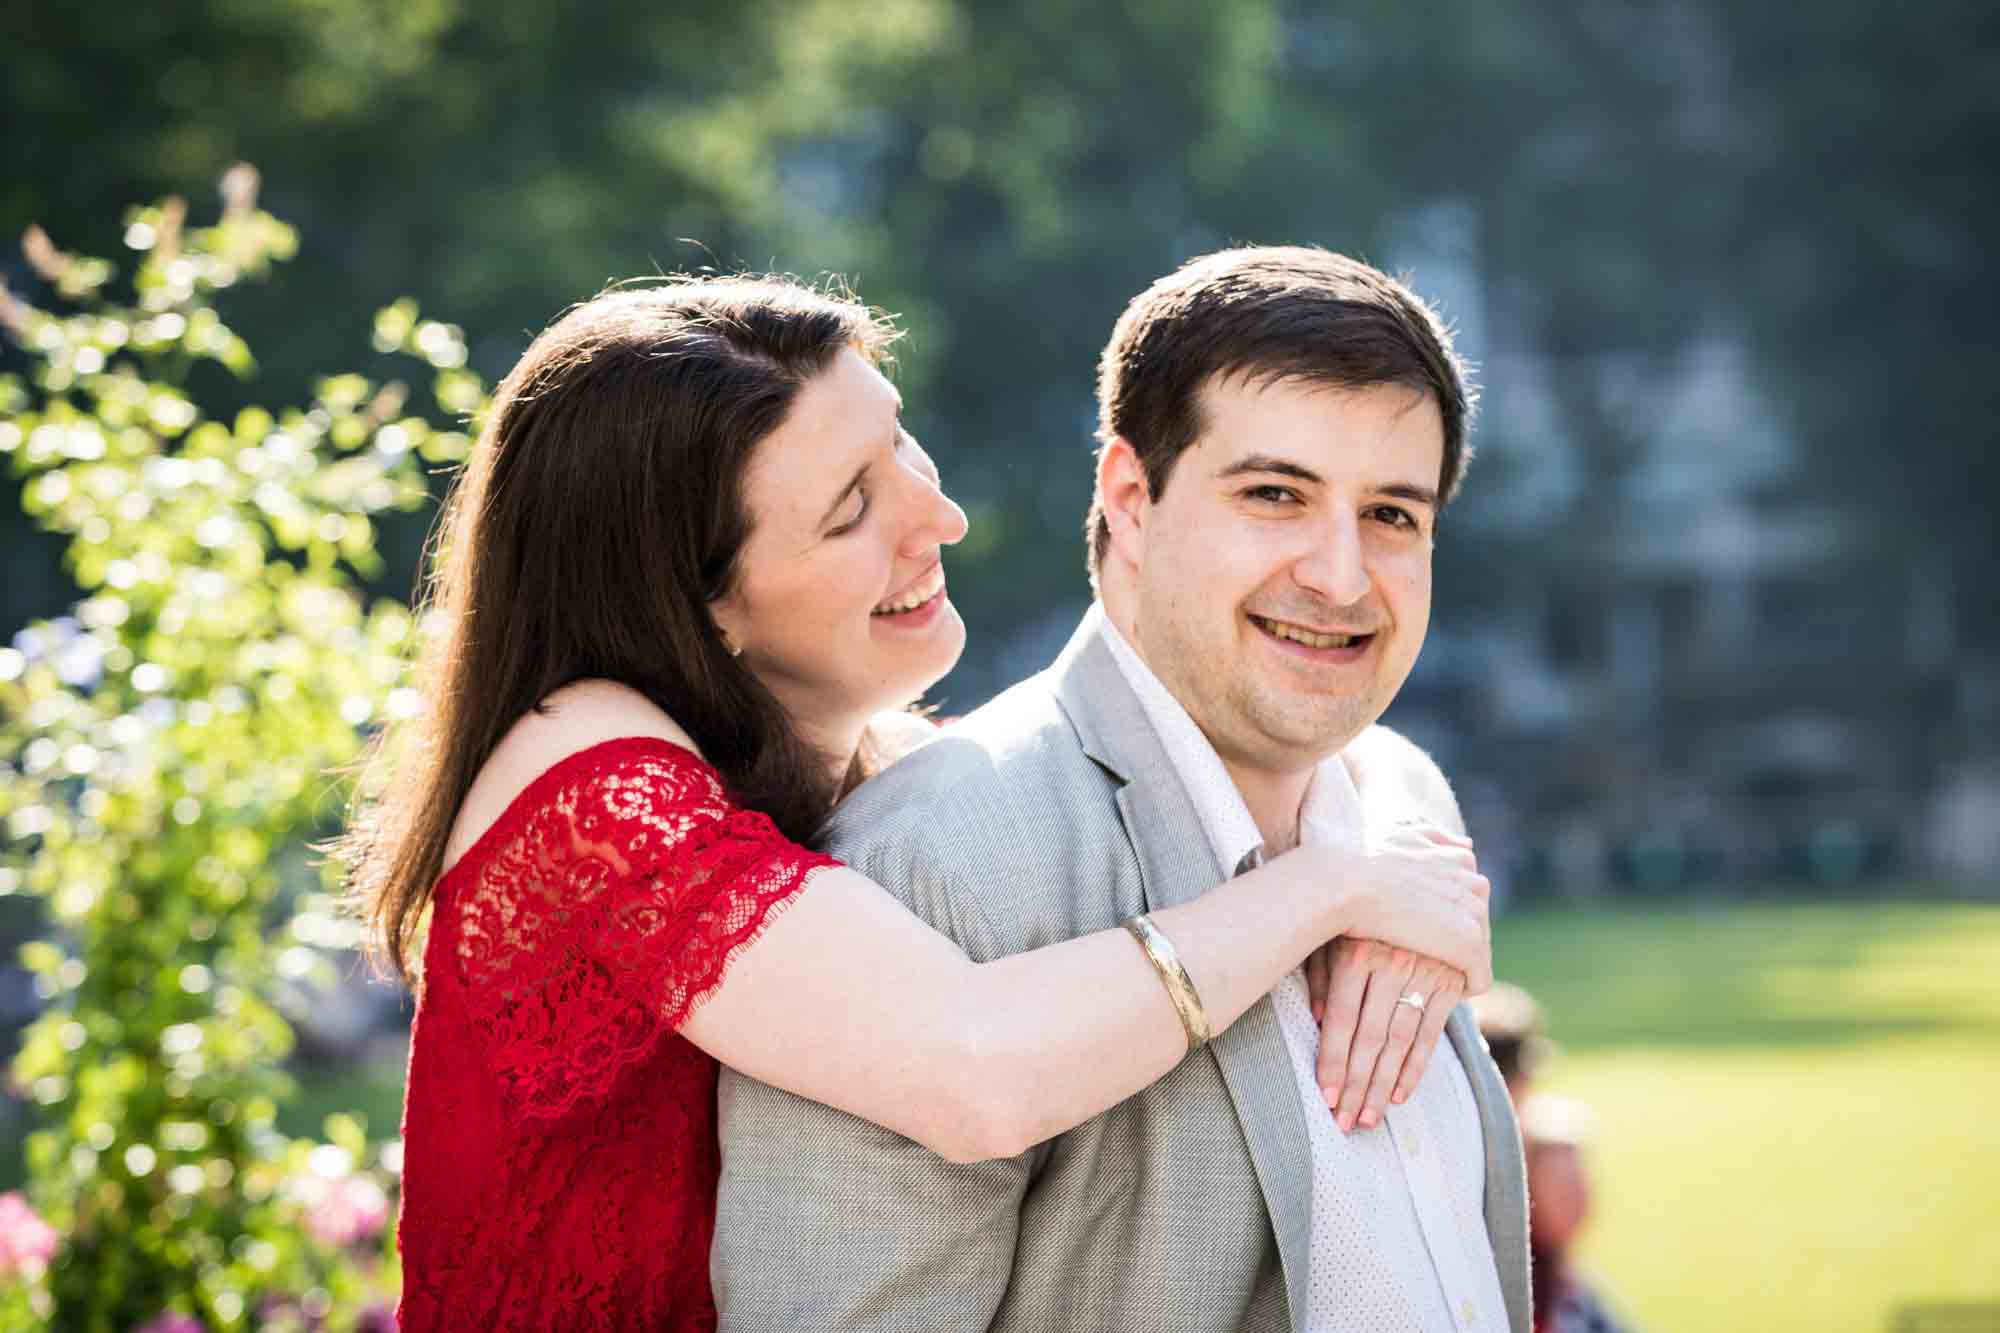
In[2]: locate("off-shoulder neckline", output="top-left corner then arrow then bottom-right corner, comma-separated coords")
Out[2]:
434,735 -> 713,899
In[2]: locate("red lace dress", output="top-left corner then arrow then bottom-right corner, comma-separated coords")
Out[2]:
396,736 -> 837,1332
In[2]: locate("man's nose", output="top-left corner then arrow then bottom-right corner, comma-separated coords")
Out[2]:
1291,511 -> 1370,607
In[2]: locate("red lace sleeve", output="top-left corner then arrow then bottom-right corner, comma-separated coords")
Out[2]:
440,737 -> 837,1124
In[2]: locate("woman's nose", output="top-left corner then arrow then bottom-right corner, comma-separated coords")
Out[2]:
907,483 -> 968,553
901,441 -> 967,550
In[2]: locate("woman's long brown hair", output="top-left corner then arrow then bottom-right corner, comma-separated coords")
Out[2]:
337,277 -> 898,986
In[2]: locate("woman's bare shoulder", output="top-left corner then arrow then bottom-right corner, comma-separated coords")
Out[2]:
444,680 -> 704,867
528,679 -> 701,751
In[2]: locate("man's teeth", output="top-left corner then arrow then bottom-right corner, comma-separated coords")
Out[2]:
1256,616 -> 1358,649
873,569 -> 945,615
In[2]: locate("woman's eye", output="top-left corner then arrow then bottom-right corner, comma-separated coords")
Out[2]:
831,490 -> 869,535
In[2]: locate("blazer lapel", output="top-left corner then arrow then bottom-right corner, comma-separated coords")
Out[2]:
1055,605 -> 1317,1326
1445,1005 -> 1532,1333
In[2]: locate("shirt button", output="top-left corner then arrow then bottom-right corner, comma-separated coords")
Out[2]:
1400,1127 -> 1422,1157
1457,1297 -> 1478,1328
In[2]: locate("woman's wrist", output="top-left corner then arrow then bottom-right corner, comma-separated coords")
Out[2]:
1297,842 -> 1370,947
1123,915 -> 1212,1055
1239,842 -> 1365,956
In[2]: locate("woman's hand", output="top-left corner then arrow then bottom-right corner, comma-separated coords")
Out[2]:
1297,819 -> 1493,993
1290,767 -> 1490,1134
1306,940 -> 1467,1132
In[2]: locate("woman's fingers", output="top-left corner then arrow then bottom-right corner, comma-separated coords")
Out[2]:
1306,943 -> 1332,1026
1460,892 -> 1493,993
1315,942 -> 1372,1109
1392,820 -> 1473,850
1357,961 -> 1438,1125
1332,952 -> 1414,1133
1392,970 -> 1464,1105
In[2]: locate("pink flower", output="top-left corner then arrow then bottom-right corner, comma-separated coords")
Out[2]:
131,1315 -> 204,1333
0,1190 -> 57,1274
353,1301 -> 398,1333
303,1173 -> 391,1249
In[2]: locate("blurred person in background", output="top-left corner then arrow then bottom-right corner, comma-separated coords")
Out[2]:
1480,988 -> 1638,1330
1523,1095 -> 1637,1333
339,275 -> 1496,1332
1472,980 -> 1555,1104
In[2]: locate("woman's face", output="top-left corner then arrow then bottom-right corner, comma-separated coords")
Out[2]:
711,346 -> 968,751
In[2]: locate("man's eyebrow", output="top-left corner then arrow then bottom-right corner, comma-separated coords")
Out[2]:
1379,481 -> 1440,511
817,462 -> 869,529
1216,454 -> 1323,485
1217,455 -> 1440,511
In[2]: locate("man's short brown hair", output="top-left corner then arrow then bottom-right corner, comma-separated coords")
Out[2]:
1086,245 -> 1475,578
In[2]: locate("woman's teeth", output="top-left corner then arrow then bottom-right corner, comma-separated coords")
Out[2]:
873,568 -> 945,616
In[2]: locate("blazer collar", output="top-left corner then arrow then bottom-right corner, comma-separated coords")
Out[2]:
1051,604 -> 1146,784
1051,603 -> 1316,1324
1445,1006 -> 1532,1333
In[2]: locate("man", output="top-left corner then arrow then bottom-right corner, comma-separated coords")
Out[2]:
714,246 -> 1530,1332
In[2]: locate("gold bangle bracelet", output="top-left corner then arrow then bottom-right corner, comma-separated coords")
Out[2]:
1123,913 -> 1213,1055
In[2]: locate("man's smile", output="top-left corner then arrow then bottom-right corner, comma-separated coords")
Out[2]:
1246,611 -> 1378,659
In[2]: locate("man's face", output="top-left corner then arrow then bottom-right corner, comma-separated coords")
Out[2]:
1124,374 -> 1442,779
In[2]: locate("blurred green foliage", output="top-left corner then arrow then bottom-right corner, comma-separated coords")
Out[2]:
0,176 -> 478,1329
6,0 -> 1992,708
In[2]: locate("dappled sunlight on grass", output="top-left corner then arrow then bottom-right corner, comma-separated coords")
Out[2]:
1497,899 -> 2000,1333
1496,901 -> 2000,1052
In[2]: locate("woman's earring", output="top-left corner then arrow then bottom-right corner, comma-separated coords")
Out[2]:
721,632 -> 744,659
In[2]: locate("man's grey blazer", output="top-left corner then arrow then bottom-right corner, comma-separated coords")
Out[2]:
713,609 -> 1530,1332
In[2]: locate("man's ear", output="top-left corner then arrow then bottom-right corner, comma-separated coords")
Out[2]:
1095,436 -> 1152,572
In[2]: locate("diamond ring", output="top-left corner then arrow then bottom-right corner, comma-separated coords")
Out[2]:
1396,990 -> 1428,1013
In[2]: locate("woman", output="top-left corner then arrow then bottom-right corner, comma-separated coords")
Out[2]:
341,276 -> 1492,1330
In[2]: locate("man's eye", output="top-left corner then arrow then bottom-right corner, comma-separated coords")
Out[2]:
1370,505 -> 1417,530
1244,485 -> 1298,505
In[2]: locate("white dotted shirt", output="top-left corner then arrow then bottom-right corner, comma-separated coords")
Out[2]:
1103,617 -> 1510,1332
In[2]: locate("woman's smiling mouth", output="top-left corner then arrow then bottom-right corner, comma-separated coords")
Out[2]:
873,563 -> 947,617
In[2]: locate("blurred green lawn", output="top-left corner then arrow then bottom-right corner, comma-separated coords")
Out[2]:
1497,898 -> 2000,1333
172,896 -> 2000,1331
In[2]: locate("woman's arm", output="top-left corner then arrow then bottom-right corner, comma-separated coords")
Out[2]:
490,684 -> 1488,1165
680,824 -> 1488,1164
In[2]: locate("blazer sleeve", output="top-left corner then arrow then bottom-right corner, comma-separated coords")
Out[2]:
711,779 -> 1037,1331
